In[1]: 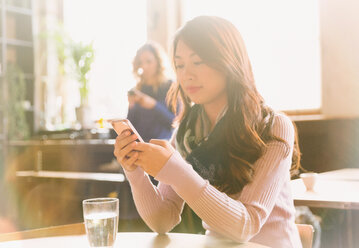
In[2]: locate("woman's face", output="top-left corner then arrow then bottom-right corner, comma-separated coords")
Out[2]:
138,50 -> 158,81
174,40 -> 227,107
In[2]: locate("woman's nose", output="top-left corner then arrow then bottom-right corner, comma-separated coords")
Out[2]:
142,64 -> 148,71
183,66 -> 194,81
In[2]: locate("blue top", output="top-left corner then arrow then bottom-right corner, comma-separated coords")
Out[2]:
127,80 -> 175,142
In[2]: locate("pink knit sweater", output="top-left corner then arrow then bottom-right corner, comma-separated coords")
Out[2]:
124,114 -> 302,248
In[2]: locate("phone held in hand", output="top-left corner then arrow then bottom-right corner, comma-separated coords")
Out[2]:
109,119 -> 144,143
127,89 -> 136,96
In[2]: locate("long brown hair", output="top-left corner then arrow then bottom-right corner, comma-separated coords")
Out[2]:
168,16 -> 301,194
132,41 -> 169,90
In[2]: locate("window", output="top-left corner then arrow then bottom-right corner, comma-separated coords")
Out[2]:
182,0 -> 321,112
63,0 -> 147,121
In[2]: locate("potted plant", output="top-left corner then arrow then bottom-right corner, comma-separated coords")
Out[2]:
6,64 -> 30,140
71,41 -> 95,129
41,25 -> 95,130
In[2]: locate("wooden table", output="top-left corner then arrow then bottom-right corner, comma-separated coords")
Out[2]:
0,223 -> 269,248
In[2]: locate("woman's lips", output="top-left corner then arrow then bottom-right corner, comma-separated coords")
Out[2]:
185,86 -> 202,94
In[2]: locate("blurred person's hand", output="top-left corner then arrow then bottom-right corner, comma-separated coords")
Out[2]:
114,130 -> 140,172
127,89 -> 156,109
135,90 -> 156,109
127,89 -> 140,108
128,94 -> 140,108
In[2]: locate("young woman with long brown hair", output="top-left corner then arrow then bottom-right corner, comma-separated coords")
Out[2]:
114,16 -> 302,247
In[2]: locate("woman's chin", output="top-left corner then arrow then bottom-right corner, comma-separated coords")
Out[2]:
188,98 -> 202,105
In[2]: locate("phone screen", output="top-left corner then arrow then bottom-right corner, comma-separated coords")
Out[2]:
110,119 -> 144,143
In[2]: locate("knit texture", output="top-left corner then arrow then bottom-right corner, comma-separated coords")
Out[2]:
124,114 -> 302,248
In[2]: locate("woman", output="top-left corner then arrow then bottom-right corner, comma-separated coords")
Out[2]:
115,16 -> 302,247
127,41 -> 175,142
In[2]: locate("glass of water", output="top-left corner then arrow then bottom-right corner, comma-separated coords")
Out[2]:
83,198 -> 119,248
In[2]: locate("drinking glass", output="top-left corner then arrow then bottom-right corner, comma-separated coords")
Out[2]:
83,198 -> 119,248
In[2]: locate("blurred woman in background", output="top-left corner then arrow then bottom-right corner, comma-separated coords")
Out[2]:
127,41 -> 175,142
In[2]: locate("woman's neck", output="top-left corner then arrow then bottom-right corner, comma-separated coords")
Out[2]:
203,99 -> 228,130
143,76 -> 158,86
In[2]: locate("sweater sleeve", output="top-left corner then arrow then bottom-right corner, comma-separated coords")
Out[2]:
155,114 -> 295,243
151,82 -> 175,128
152,101 -> 175,127
123,132 -> 185,233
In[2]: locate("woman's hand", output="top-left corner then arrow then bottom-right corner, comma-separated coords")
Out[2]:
137,92 -> 156,109
135,90 -> 156,109
127,89 -> 156,109
128,94 -> 140,108
113,131 -> 140,172
134,139 -> 175,177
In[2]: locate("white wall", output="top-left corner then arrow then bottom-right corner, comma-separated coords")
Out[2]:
148,0 -> 359,117
147,0 -> 181,52
320,0 -> 359,116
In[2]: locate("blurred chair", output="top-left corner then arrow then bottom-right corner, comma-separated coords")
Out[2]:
297,223 -> 314,248
295,206 -> 321,248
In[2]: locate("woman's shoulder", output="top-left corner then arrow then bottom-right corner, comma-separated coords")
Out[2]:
271,112 -> 295,143
273,112 -> 293,127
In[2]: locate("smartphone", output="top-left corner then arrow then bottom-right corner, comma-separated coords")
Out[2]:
127,89 -> 136,96
109,119 -> 144,142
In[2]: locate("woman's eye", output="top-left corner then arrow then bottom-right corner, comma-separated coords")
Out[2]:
194,61 -> 204,66
175,64 -> 184,69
